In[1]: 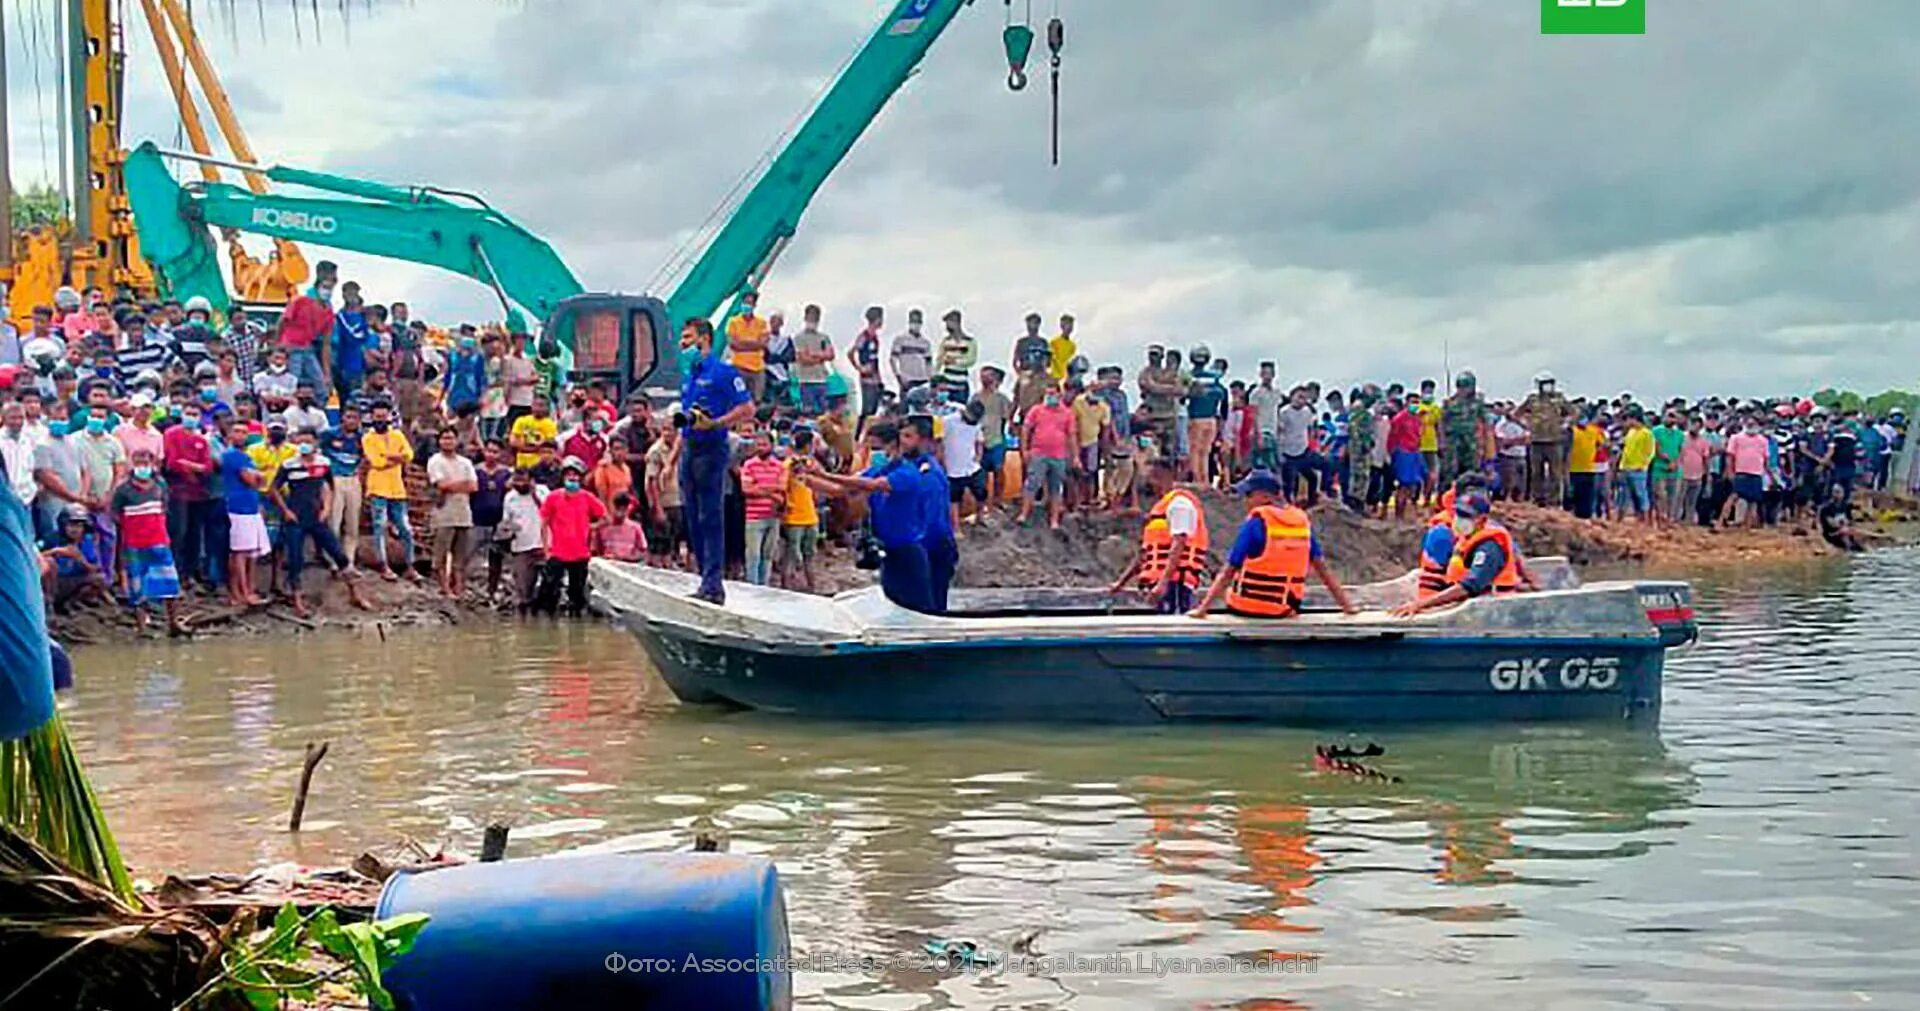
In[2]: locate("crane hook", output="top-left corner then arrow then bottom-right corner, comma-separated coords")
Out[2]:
1003,0 -> 1035,92
1046,15 -> 1065,165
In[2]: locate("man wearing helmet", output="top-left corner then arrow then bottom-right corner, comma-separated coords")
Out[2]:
1520,371 -> 1569,506
1439,372 -> 1487,489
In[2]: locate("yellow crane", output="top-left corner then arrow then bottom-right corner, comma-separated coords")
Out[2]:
135,0 -> 307,303
1,0 -> 306,327
1,0 -> 154,326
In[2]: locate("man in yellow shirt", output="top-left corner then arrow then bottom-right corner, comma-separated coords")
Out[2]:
1048,314 -> 1078,383
724,289 -> 770,401
1615,410 -> 1656,523
1070,377 -> 1112,509
1566,412 -> 1605,520
360,403 -> 420,581
509,395 -> 559,469
1415,379 -> 1442,500
780,428 -> 823,591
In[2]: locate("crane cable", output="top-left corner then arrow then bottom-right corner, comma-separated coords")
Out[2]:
22,0 -> 54,186
642,0 -> 876,298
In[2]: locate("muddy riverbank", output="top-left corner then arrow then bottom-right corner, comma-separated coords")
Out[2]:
48,490 -> 1917,646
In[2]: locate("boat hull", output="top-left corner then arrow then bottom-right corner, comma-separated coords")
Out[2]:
614,612 -> 1664,726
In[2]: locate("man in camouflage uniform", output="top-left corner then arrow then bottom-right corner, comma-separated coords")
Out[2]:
1439,371 -> 1488,488
1519,371 -> 1571,505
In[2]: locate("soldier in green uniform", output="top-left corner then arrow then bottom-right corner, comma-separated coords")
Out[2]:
1519,371 -> 1571,505
1439,371 -> 1487,488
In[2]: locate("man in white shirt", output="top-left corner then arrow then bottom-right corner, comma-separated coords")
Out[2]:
1493,403 -> 1530,500
939,399 -> 987,530
890,309 -> 933,394
279,383 -> 331,434
1,401 -> 40,508
1248,361 -> 1285,470
500,467 -> 550,611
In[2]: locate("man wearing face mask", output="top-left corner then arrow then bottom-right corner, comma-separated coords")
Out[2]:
678,319 -> 755,604
442,331 -> 488,446
361,404 -> 420,581
331,282 -> 373,402
283,383 -> 329,436
1017,380 -> 1076,531
112,448 -> 187,634
538,457 -> 609,616
561,407 -> 611,472
162,403 -> 214,590
1391,493 -> 1521,618
890,309 -> 933,397
277,261 -> 337,396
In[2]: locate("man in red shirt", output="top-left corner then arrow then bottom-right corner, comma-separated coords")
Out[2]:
1386,395 -> 1426,521
538,457 -> 608,616
162,403 -> 215,590
112,448 -> 187,635
276,260 -> 337,396
1018,380 -> 1078,530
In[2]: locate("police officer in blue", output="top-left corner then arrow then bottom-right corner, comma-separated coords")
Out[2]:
678,317 -> 755,605
805,420 -> 936,613
905,413 -> 957,614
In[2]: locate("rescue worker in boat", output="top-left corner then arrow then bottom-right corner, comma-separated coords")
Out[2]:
1417,472 -> 1490,600
802,419 -> 937,613
1188,469 -> 1358,619
1392,492 -> 1522,617
1109,461 -> 1211,613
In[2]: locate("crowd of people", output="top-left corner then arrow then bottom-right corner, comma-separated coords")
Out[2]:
0,269 -> 1909,632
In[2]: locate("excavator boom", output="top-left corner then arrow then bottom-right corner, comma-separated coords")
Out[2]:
125,142 -> 583,322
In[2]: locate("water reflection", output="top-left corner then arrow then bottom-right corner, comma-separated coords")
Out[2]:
59,550 -> 1920,1008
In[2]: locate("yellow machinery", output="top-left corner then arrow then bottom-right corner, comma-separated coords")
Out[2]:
135,0 -> 307,303
1,0 -> 304,326
2,0 -> 155,325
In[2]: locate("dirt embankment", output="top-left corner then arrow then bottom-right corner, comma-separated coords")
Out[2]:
52,491 -> 1916,645
812,489 -> 1919,593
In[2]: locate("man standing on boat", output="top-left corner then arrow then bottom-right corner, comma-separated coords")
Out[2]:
679,318 -> 756,605
1109,476 -> 1210,614
1391,492 -> 1520,617
802,420 -> 936,613
1188,470 -> 1356,620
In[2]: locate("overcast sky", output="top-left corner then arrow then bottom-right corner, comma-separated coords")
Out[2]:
6,0 -> 1916,398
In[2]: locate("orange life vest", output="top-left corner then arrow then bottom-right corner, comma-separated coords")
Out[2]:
1139,489 -> 1210,589
1415,509 -> 1455,599
1444,522 -> 1521,596
1226,504 -> 1313,617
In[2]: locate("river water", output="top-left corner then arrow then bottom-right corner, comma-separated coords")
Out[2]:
62,551 -> 1920,1009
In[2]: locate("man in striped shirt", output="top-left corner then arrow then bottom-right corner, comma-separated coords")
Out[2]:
117,315 -> 176,379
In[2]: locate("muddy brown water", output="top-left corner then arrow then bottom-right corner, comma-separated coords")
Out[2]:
61,551 -> 1920,1008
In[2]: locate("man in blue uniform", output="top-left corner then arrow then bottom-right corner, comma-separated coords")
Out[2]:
678,318 -> 755,604
907,414 -> 957,614
804,420 -> 935,613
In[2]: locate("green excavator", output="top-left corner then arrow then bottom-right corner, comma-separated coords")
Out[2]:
126,0 -> 1053,402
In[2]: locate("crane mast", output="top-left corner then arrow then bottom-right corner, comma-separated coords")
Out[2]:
664,0 -> 974,345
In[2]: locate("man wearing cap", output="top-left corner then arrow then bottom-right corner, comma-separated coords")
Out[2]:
538,456 -> 609,616
1439,371 -> 1487,489
1189,469 -> 1355,619
679,318 -> 756,604
1138,345 -> 1183,465
1392,492 -> 1523,617
1520,372 -> 1568,506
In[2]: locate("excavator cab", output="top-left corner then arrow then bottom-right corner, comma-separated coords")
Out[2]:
541,293 -> 680,406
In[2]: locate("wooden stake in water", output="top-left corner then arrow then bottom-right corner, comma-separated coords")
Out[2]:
288,741 -> 329,832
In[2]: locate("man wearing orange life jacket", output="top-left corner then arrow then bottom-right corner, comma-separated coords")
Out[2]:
1416,476 -> 1483,600
1188,469 -> 1357,619
1392,492 -> 1523,617
1109,470 -> 1211,613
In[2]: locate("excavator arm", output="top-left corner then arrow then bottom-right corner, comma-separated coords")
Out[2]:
665,0 -> 974,344
124,141 -> 584,326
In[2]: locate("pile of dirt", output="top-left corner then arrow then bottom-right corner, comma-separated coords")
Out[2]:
811,488 -> 1909,594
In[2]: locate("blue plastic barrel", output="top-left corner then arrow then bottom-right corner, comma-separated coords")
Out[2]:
376,852 -> 790,1011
